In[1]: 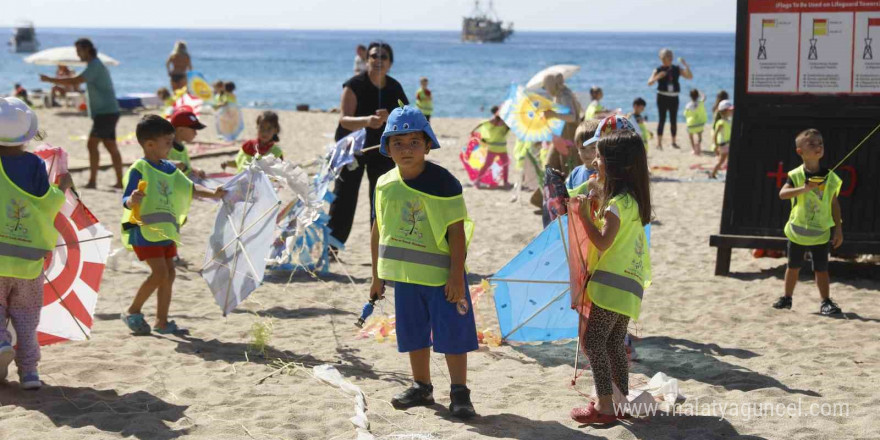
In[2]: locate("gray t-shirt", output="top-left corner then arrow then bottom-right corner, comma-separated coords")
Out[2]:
81,58 -> 119,117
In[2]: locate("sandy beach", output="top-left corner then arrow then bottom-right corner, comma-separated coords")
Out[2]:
0,106 -> 877,440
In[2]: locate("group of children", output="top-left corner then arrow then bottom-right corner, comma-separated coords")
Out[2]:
0,87 -> 846,429
156,80 -> 237,112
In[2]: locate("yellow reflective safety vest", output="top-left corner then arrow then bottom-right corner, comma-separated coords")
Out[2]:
714,118 -> 731,146
478,121 -> 509,154
235,144 -> 283,173
784,166 -> 841,246
375,167 -> 474,286
415,87 -> 433,116
0,161 -> 65,280
585,101 -> 604,120
636,120 -> 651,150
168,142 -> 191,170
685,101 -> 707,134
587,193 -> 651,320
121,159 -> 193,248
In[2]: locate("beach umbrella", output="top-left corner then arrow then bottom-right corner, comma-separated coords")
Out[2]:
34,145 -> 111,345
200,166 -> 281,315
23,46 -> 120,67
525,64 -> 580,91
498,84 -> 569,143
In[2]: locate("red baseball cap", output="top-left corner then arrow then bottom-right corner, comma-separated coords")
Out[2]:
170,106 -> 206,130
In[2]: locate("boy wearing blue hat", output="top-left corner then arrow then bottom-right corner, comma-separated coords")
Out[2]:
369,105 -> 478,419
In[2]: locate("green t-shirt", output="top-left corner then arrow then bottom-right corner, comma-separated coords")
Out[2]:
81,58 -> 120,117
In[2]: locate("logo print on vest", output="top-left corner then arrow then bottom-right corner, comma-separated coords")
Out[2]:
400,199 -> 426,239
5,198 -> 30,239
158,180 -> 172,206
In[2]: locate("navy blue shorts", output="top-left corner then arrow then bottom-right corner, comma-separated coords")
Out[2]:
394,280 -> 479,354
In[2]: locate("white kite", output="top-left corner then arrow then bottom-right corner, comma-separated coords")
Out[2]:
200,166 -> 280,315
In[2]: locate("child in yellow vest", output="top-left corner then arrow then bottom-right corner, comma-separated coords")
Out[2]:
222,111 -> 284,173
710,100 -> 733,179
167,106 -> 207,179
0,97 -> 73,389
584,86 -> 605,120
120,115 -> 225,335
773,129 -> 843,315
472,105 -> 511,188
370,105 -> 478,419
570,127 -> 651,424
684,89 -> 707,156
629,97 -> 652,151
414,77 -> 433,122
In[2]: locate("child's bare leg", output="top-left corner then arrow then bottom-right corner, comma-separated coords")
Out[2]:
128,257 -> 169,315
814,271 -> 830,300
710,153 -> 728,178
688,133 -> 696,151
784,267 -> 799,297
409,348 -> 431,384
445,353 -> 467,386
154,257 -> 176,328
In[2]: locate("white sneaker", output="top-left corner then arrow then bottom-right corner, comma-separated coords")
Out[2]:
0,342 -> 14,382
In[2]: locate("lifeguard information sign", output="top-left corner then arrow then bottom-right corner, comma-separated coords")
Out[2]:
746,1 -> 880,94
710,0 -> 880,275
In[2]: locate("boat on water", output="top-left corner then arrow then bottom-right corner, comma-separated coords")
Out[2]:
462,0 -> 513,43
9,21 -> 40,53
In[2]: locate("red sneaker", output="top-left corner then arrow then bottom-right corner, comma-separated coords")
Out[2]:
570,402 -> 618,424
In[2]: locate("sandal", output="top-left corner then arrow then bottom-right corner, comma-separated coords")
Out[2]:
153,320 -> 182,335
570,402 -> 618,424
121,312 -> 151,335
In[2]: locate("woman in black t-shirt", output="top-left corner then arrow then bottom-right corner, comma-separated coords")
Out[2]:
647,48 -> 693,150
328,41 -> 409,247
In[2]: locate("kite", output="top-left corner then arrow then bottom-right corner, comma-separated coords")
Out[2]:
460,131 -> 508,188
498,84 -> 569,143
33,145 -> 112,345
200,167 -> 281,315
187,71 -> 214,102
216,103 -> 245,141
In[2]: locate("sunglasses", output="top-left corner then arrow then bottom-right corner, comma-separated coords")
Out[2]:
369,53 -> 390,61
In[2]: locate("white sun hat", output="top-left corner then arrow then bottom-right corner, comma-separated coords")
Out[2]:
0,97 -> 39,147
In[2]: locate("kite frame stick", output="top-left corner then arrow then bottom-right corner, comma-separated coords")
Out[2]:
488,278 -> 568,285
54,234 -> 114,248
502,287 -> 571,341
42,272 -> 90,341
198,199 -> 281,272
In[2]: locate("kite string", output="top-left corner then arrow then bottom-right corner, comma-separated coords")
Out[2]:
830,120 -> 880,172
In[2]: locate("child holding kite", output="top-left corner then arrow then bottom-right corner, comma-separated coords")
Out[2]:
566,119 -> 600,197
369,105 -> 478,419
773,129 -> 843,315
571,116 -> 652,424
0,97 -> 74,389
222,111 -> 284,173
120,115 -> 224,335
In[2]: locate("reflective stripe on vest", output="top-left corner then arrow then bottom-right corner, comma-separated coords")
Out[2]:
141,212 -> 181,231
590,270 -> 644,300
0,242 -> 47,261
788,223 -> 825,237
379,244 -> 451,268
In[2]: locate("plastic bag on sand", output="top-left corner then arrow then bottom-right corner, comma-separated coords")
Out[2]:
313,365 -> 375,440
611,372 -> 687,416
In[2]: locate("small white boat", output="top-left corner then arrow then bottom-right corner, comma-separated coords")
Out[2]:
9,21 -> 39,53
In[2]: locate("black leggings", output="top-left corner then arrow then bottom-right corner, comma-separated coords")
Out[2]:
656,94 -> 680,138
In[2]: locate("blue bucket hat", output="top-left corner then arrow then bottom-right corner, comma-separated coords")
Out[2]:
379,105 -> 440,156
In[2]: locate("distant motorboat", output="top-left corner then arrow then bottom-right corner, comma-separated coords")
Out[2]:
462,0 -> 513,43
9,21 -> 39,53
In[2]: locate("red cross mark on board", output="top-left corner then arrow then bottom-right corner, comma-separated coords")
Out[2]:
766,162 -> 858,196
767,162 -> 787,188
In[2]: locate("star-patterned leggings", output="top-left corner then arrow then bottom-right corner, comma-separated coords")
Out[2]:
0,276 -> 43,374
583,305 -> 630,397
